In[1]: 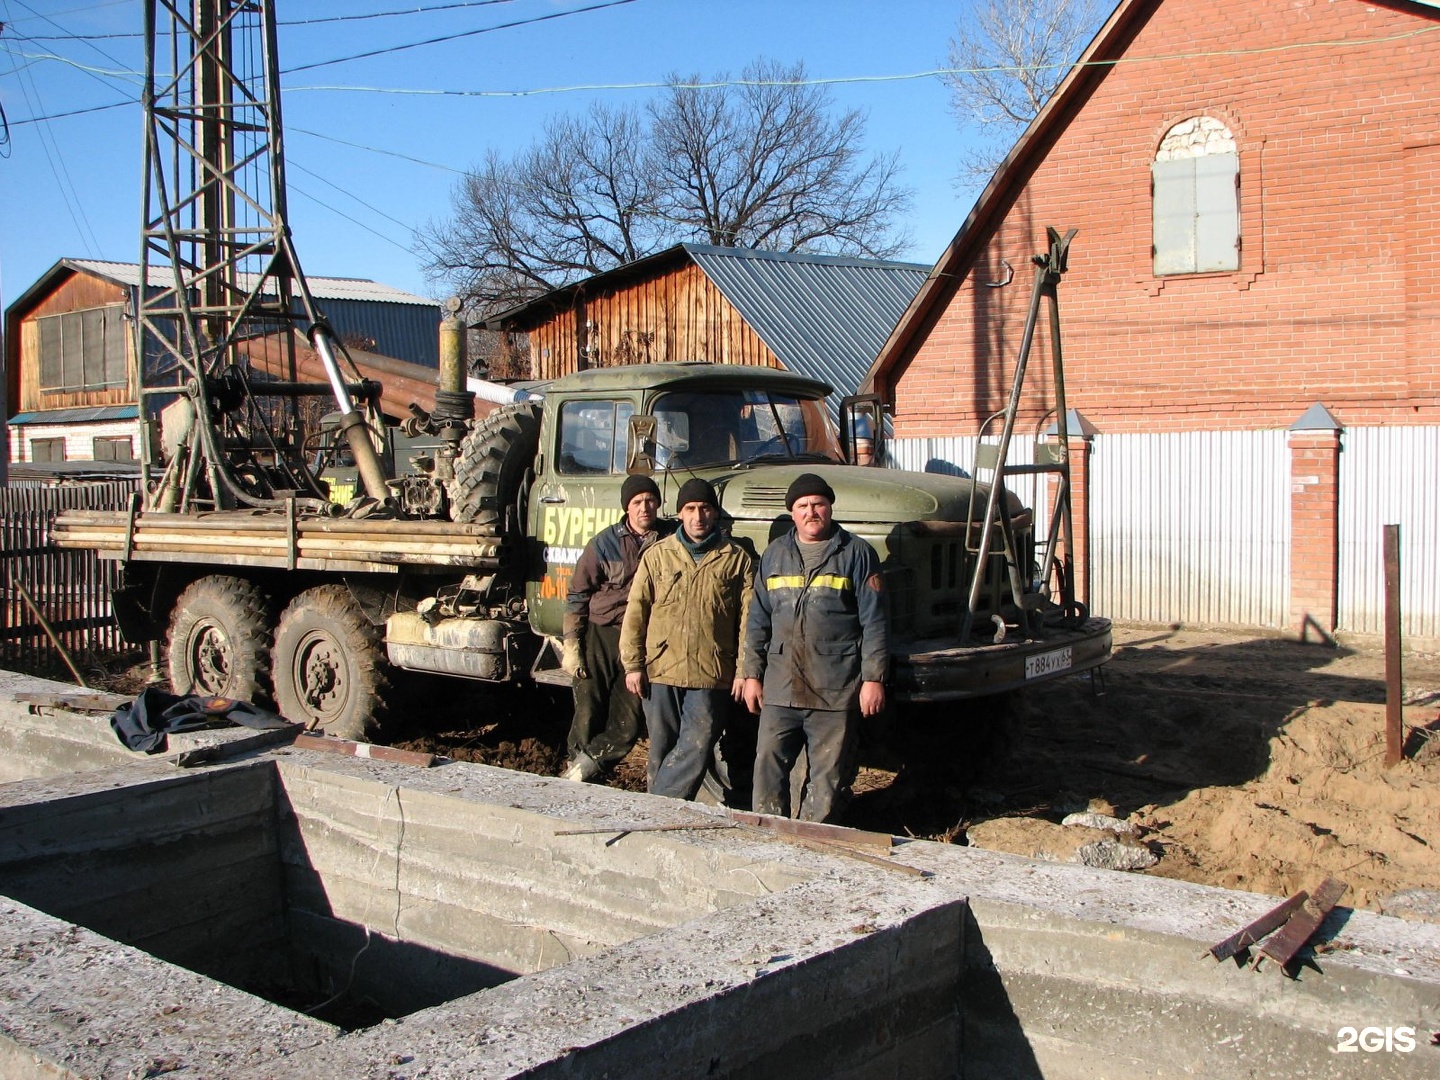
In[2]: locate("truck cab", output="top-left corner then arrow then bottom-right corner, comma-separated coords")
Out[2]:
519,362 -> 1110,701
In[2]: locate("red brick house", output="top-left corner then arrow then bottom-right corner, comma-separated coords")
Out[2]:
866,0 -> 1440,641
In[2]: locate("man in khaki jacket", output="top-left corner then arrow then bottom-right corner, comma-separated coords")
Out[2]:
621,478 -> 753,799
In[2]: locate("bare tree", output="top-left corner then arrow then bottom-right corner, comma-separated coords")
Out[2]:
649,60 -> 911,256
418,104 -> 663,313
944,0 -> 1106,177
420,60 -> 911,314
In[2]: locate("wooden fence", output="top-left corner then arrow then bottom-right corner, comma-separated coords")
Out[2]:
1,481 -> 138,674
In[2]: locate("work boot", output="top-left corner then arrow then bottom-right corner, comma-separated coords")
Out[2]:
562,750 -> 600,783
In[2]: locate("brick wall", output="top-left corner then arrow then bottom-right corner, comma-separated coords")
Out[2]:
890,0 -> 1440,438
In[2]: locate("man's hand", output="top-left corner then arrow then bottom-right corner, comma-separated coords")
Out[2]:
561,638 -> 588,680
730,676 -> 746,702
859,681 -> 885,718
625,670 -> 648,697
742,677 -> 764,714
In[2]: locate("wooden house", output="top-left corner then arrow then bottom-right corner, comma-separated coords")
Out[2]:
485,244 -> 927,401
4,260 -> 443,481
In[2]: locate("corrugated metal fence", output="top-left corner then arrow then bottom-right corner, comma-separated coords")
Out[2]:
1338,426 -> 1440,638
1,481 -> 137,672
1088,431 -> 1291,628
891,430 -> 1292,628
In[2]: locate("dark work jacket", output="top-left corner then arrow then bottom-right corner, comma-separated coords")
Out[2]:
741,525 -> 889,712
564,518 -> 676,638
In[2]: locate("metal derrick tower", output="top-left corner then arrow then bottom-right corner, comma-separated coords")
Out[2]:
137,0 -> 389,513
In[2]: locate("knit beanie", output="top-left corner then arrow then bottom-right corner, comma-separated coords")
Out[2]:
785,472 -> 836,510
620,474 -> 661,509
675,477 -> 719,512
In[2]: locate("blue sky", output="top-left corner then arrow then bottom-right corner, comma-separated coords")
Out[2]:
1,0 -> 992,305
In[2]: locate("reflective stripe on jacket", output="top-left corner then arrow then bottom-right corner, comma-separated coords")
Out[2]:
620,533 -> 755,689
741,526 -> 889,712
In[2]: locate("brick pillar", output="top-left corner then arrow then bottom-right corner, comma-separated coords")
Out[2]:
1044,432 -> 1094,610
1288,427 -> 1341,641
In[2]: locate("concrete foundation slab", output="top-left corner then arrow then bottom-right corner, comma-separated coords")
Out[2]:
2,670 -> 1438,1078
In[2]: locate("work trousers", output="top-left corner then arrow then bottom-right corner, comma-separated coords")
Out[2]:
566,624 -> 644,770
753,703 -> 858,824
642,683 -> 728,800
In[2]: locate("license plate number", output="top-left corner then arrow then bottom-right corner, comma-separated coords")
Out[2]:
1025,647 -> 1073,679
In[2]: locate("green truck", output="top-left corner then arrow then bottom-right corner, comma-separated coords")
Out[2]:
55,362 -> 1110,780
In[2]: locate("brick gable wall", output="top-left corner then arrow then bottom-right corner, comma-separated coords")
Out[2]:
890,0 -> 1440,437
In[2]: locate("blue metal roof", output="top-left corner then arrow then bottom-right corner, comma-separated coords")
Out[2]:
9,405 -> 139,425
686,246 -> 927,398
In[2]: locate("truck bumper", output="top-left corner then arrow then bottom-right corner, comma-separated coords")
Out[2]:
891,617 -> 1112,702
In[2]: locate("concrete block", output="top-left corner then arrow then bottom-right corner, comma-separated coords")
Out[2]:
0,897 -> 336,1080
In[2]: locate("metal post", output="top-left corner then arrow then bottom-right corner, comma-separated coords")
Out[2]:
1383,524 -> 1403,767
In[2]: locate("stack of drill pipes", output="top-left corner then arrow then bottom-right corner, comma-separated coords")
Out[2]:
53,512 -> 505,561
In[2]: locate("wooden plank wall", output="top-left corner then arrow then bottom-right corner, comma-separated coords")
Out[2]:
528,263 -> 782,379
16,272 -> 134,412
0,481 -> 137,674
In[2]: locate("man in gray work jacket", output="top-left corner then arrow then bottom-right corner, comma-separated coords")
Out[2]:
741,473 -> 889,823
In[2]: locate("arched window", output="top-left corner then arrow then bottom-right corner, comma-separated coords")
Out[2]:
1152,117 -> 1239,275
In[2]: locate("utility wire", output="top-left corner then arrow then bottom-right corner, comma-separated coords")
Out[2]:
0,9 -> 102,254
10,20 -> 1440,122
288,157 -> 421,235
289,180 -> 417,256
290,125 -> 465,174
283,0 -> 520,27
19,0 -> 524,39
283,0 -> 639,74
7,0 -> 135,76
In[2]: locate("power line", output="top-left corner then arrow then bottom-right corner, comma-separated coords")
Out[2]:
282,20 -> 1440,98
7,0 -> 135,76
288,180 -> 416,256
289,125 -> 466,175
283,0 -> 639,74
1,28 -> 101,254
17,0 -> 526,39
283,0 -> 520,27
288,157 -> 422,235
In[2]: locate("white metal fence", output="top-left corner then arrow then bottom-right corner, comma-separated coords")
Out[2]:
1088,430 -> 1291,627
893,430 -> 1292,628
1337,426 -> 1440,638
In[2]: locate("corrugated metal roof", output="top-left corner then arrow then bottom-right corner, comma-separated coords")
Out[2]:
64,260 -> 436,306
9,405 -> 139,425
687,246 -> 927,397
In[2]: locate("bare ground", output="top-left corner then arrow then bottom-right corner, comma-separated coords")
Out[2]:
921,626 -> 1440,916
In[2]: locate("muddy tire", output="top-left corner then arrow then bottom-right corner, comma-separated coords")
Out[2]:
448,402 -> 541,527
167,575 -> 273,703
271,585 -> 388,740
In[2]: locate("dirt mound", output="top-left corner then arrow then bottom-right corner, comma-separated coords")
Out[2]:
955,627 -> 1440,915
1137,700 -> 1440,910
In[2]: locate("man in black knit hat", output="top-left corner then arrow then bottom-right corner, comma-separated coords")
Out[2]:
561,474 -> 674,782
621,478 -> 754,799
741,472 -> 889,822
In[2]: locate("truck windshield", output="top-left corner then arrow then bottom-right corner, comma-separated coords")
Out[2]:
652,389 -> 841,468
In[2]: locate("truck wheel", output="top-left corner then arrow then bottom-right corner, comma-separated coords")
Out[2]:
167,575 -> 273,703
449,402 -> 541,527
272,585 -> 388,741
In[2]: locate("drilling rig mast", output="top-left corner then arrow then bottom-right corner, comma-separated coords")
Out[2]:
137,0 -> 390,513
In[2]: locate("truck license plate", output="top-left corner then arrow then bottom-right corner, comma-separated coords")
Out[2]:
1025,647 -> 1072,679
